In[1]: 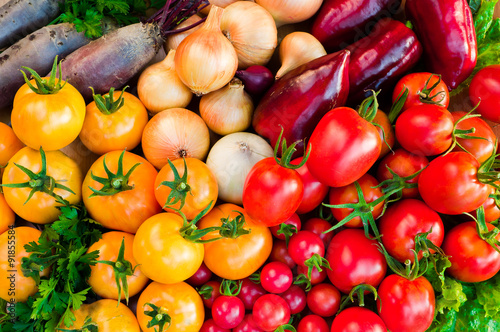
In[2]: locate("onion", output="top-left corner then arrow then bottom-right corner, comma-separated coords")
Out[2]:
200,78 -> 254,136
164,14 -> 203,52
255,0 -> 323,27
142,108 -> 210,169
221,1 -> 278,68
200,0 -> 241,15
206,132 -> 274,204
235,65 -> 274,97
137,50 -> 192,115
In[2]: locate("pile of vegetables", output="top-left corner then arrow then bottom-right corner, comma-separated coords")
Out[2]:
1,0 -> 500,331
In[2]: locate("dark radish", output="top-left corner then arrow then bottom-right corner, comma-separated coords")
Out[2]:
252,50 -> 350,156
235,65 -> 274,97
58,0 -> 208,100
0,0 -> 62,49
0,23 -> 90,110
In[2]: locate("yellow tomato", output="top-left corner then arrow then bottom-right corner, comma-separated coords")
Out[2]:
0,193 -> 15,235
0,122 -> 24,178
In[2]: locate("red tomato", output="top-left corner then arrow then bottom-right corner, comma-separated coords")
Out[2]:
302,218 -> 335,247
252,294 -> 291,331
373,110 -> 395,159
307,107 -> 381,187
331,307 -> 387,332
474,185 -> 500,222
280,285 -> 307,315
297,265 -> 327,285
233,314 -> 264,332
469,65 -> 500,123
201,280 -> 221,309
392,72 -> 450,111
297,315 -> 329,332
269,213 -> 301,241
260,261 -> 293,294
418,152 -> 490,214
395,104 -> 454,156
378,199 -> 444,263
212,295 -> 245,329
291,157 -> 329,214
326,229 -> 387,294
269,239 -> 296,269
288,230 -> 325,267
186,262 -> 212,287
243,157 -> 304,226
200,319 -> 230,332
306,283 -> 341,317
442,221 -> 500,283
377,274 -> 435,332
237,278 -> 267,311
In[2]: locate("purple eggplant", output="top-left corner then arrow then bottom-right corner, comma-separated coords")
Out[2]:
252,50 -> 350,155
312,0 -> 401,51
347,18 -> 422,104
405,0 -> 477,90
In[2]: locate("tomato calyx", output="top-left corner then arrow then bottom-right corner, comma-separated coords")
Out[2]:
176,201 -> 225,243
219,279 -> 243,297
476,143 -> 500,189
57,316 -> 98,332
198,284 -> 214,300
418,74 -> 447,106
293,273 -> 312,292
388,86 -> 409,123
218,211 -> 251,239
275,222 -> 298,245
144,303 -> 171,332
274,324 -> 296,332
273,126 -> 311,169
88,150 -> 140,197
378,242 -> 428,281
20,56 -> 66,95
158,158 -> 192,209
90,86 -> 128,115
95,237 -> 138,305
338,283 -> 378,313
303,253 -> 331,281
445,106 -> 489,156
374,166 -> 425,203
357,90 -> 391,153
465,206 -> 500,253
0,147 -> 75,205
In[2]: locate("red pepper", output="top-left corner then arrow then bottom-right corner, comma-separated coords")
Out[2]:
405,0 -> 477,90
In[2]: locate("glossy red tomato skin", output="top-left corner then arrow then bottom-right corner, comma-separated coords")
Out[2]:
288,231 -> 325,267
307,107 -> 382,188
418,152 -> 490,215
395,104 -> 454,156
379,199 -> 444,263
306,283 -> 341,317
297,265 -> 327,285
279,285 -> 307,315
186,262 -> 212,287
302,218 -> 334,247
270,213 -> 301,240
269,239 -> 296,269
326,229 -> 387,294
376,148 -> 429,198
377,274 -> 435,332
260,261 -> 293,294
442,221 -> 500,283
252,294 -> 291,331
200,319 -> 230,332
329,173 -> 384,228
237,278 -> 267,311
297,315 -> 329,332
243,158 -> 304,226
233,314 -> 264,332
291,157 -> 329,214
212,296 -> 245,329
469,65 -> 500,123
202,280 -> 221,309
475,185 -> 500,222
331,307 -> 387,332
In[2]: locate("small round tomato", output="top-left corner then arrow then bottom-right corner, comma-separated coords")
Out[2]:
395,104 -> 454,156
87,231 -> 149,301
270,213 -> 301,241
288,230 -> 325,268
59,299 -> 140,332
469,64 -> 500,123
83,150 -> 161,233
80,89 -> 149,155
133,213 -> 204,284
377,275 -> 435,332
186,262 -> 212,287
201,280 -> 222,309
260,261 -> 293,294
291,157 -> 329,214
331,307 -> 387,332
442,221 -> 500,283
0,193 -> 15,235
233,314 -> 264,332
201,319 -> 230,332
137,281 -> 204,332
237,278 -> 267,311
475,185 -> 500,222
392,72 -> 450,112
329,173 -> 384,228
306,283 -> 341,317
12,74 -> 86,151
297,265 -> 327,285
212,295 -> 245,329
199,204 -> 272,280
280,284 -> 307,315
0,227 -> 49,302
302,218 -> 335,247
298,315 -> 329,332
269,239 -> 296,269
155,157 -> 218,220
0,122 -> 24,176
2,147 -> 82,224
252,294 -> 291,331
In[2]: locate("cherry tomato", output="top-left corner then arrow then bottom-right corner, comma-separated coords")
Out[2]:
288,230 -> 325,267
392,72 -> 449,112
0,122 -> 24,177
83,150 -> 161,233
474,185 -> 500,222
201,280 -> 221,309
377,274 -> 435,332
200,319 -> 230,332
297,315 -> 329,332
302,218 -> 334,247
326,229 -> 387,294
186,262 -> 212,287
442,221 -> 500,283
2,147 -> 82,224
376,148 -> 429,199
260,261 -> 293,294
331,307 -> 387,332
237,278 -> 267,311
243,157 -> 304,227
87,231 -> 149,301
80,89 -> 148,155
306,283 -> 341,317
155,157 -> 218,220
378,199 -> 444,263
136,281 -> 204,332
418,152 -> 490,214
212,295 -> 245,329
280,284 -> 307,314
270,213 -> 301,241
269,239 -> 296,269
329,173 -> 384,228
307,107 -> 381,187
233,314 -> 265,332
58,299 -> 140,331
133,213 -> 204,284
252,294 -> 291,331
0,193 -> 15,235
297,265 -> 327,285
469,64 -> 500,123
395,104 -> 454,156
291,157 -> 329,214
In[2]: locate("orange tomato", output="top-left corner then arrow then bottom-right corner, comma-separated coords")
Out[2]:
0,193 -> 15,235
136,281 -> 204,332
199,203 -> 273,280
59,299 -> 141,331
79,90 -> 148,155
87,231 -> 149,301
82,150 -> 162,233
0,227 -> 49,302
133,213 -> 204,284
155,158 -> 218,220
2,147 -> 82,224
0,122 -> 24,178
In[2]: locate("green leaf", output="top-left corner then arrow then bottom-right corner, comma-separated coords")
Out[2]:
475,273 -> 500,317
469,0 -> 483,14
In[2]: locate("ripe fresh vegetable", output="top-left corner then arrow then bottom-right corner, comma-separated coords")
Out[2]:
252,294 -> 292,331
392,73 -> 450,111
306,283 -> 341,317
331,307 -> 387,332
297,314 -> 329,332
260,261 -> 293,294
469,65 -> 500,123
0,122 -> 24,175
237,278 -> 267,310
280,284 -> 307,314
291,157 -> 329,214
211,281 -> 246,329
288,230 -> 329,279
201,280 -> 222,309
186,262 -> 213,287
235,65 -> 274,97
0,193 -> 15,234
